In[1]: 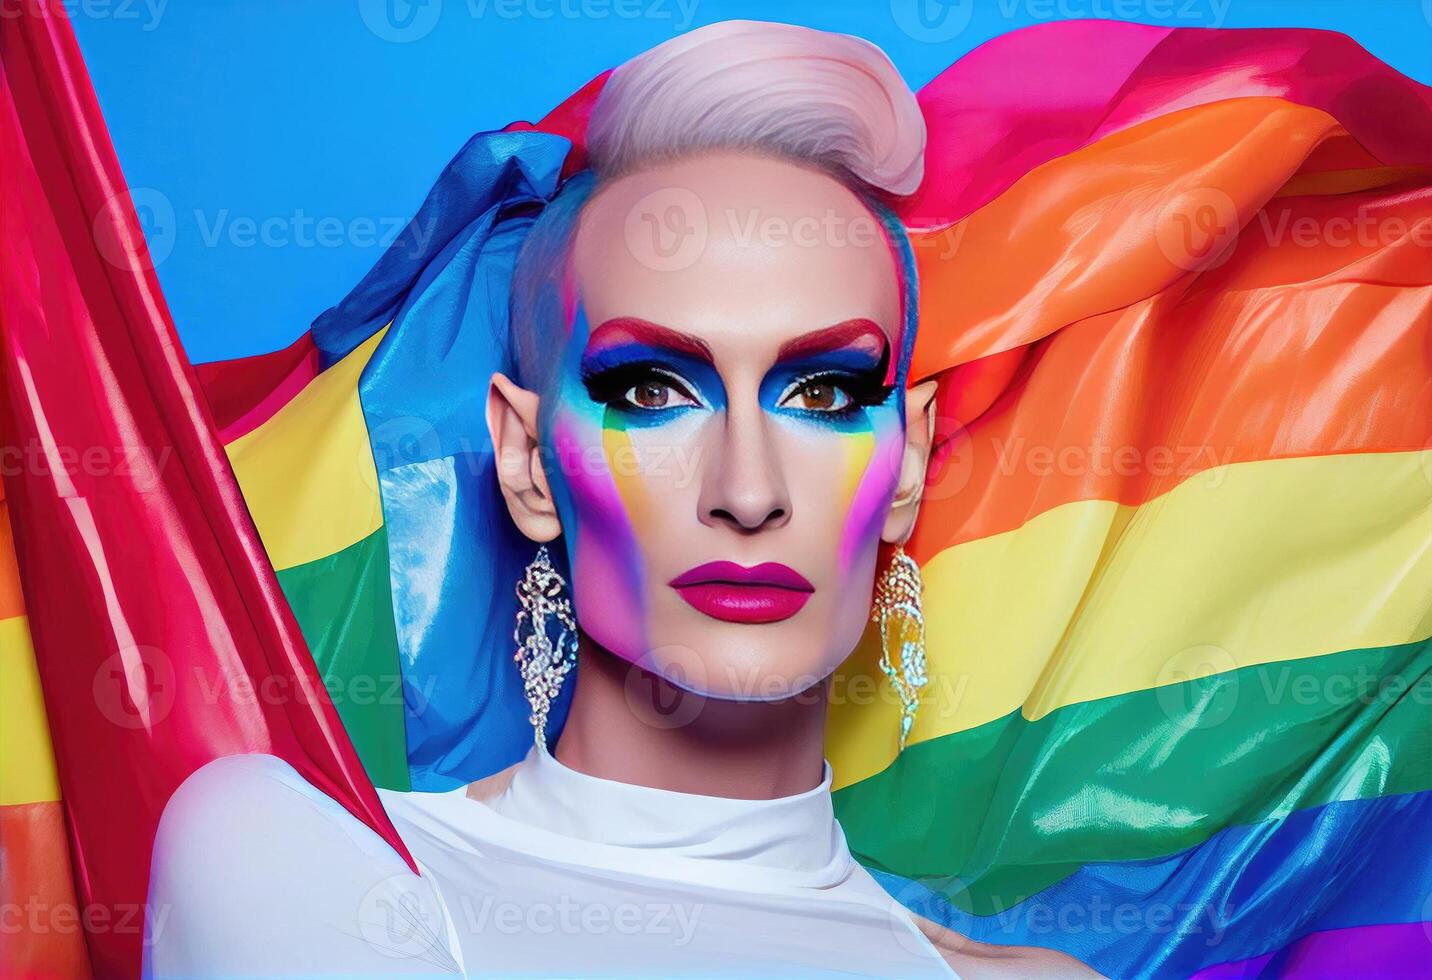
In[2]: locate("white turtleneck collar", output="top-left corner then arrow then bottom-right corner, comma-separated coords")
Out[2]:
424,741 -> 858,894
353,748 -> 960,976
145,751 -> 958,977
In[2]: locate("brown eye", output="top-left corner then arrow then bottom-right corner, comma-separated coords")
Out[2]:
617,370 -> 700,411
797,381 -> 837,410
631,381 -> 671,408
781,376 -> 853,412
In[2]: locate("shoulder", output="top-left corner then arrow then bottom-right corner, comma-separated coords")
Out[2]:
912,915 -> 1105,980
147,754 -> 458,977
160,752 -> 325,826
151,752 -> 416,893
155,753 -> 402,868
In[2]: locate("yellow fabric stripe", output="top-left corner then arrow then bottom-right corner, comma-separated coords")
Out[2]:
829,449 -> 1432,789
226,331 -> 386,572
0,616 -> 61,805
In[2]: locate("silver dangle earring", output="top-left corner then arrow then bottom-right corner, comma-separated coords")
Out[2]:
872,544 -> 928,751
513,545 -> 579,748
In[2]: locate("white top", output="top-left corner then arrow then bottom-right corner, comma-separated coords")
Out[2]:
143,745 -> 957,978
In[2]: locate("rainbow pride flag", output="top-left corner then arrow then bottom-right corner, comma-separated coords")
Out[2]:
827,22 -> 1432,977
3,6 -> 1430,977
1,5 -> 411,975
0,492 -> 90,979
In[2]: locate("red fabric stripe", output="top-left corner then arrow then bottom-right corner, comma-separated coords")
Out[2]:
194,332 -> 320,443
906,20 -> 1432,228
0,4 -> 414,976
504,68 -> 610,179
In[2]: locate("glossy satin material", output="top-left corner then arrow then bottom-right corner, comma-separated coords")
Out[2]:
824,22 -> 1432,980
904,21 -> 1432,232
0,2 -> 412,975
875,785 -> 1432,977
6,7 -> 1432,979
0,490 -> 89,978
312,131 -> 574,788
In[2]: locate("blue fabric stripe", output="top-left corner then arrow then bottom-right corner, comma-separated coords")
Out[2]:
312,129 -> 574,788
870,789 -> 1432,979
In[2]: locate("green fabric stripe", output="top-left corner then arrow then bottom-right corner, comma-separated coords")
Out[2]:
275,526 -> 411,792
834,637 -> 1432,914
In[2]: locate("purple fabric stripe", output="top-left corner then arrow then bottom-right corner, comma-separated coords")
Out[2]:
1191,921 -> 1432,979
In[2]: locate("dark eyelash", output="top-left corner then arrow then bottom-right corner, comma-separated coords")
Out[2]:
581,362 -> 698,407
785,369 -> 894,410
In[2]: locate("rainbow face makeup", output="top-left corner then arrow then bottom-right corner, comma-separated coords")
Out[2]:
541,307 -> 654,669
538,300 -> 909,698
756,318 -> 904,580
579,316 -> 729,423
517,153 -> 919,700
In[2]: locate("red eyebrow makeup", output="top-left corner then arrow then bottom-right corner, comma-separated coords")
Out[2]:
585,317 -> 716,362
776,319 -> 894,384
589,317 -> 891,360
774,319 -> 891,361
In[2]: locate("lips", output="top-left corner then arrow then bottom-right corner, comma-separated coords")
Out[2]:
669,561 -> 815,624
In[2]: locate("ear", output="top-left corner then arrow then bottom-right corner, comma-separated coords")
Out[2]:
486,371 -> 563,542
882,378 -> 940,545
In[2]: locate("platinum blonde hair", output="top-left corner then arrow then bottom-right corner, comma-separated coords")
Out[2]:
586,20 -> 925,196
510,20 -> 925,391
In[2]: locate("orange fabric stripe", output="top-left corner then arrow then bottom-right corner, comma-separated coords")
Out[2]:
910,98 -> 1366,373
0,802 -> 92,978
0,499 -> 25,620
908,97 -> 1432,556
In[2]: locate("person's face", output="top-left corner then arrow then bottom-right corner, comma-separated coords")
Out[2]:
492,153 -> 934,700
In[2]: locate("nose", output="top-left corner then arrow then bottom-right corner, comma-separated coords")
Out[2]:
698,398 -> 792,534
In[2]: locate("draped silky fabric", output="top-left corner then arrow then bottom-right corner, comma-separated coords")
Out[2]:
826,22 -> 1432,979
4,7 -> 1431,980
199,138 -> 585,796
0,494 -> 89,978
311,131 -> 573,789
0,3 -> 414,976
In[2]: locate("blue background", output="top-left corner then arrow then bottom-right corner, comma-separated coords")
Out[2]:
71,0 -> 1432,363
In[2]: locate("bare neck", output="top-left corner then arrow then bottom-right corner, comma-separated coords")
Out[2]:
551,634 -> 830,800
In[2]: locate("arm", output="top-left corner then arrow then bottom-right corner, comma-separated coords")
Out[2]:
143,754 -> 459,978
913,915 -> 1105,980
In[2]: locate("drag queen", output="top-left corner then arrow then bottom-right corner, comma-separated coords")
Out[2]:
114,7 -> 1432,975
143,20 -> 1094,979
